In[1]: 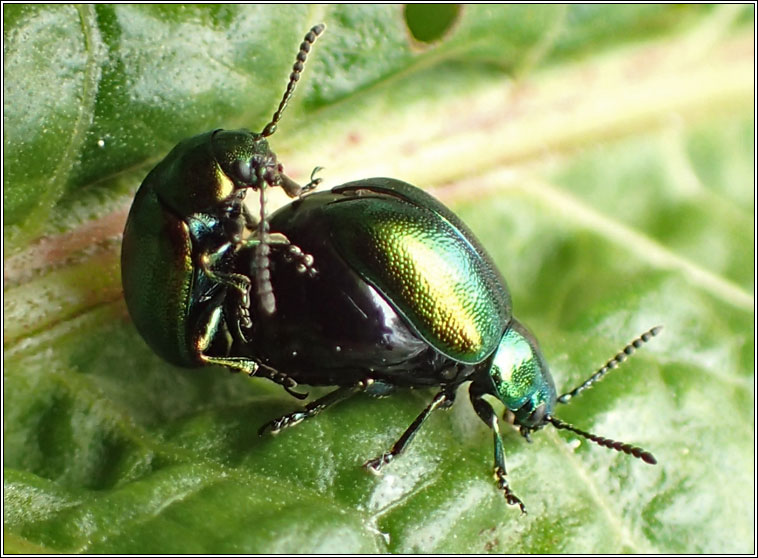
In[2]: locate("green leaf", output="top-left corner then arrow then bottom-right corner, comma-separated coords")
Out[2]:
4,5 -> 754,553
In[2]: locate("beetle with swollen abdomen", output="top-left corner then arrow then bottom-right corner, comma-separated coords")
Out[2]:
229,178 -> 660,513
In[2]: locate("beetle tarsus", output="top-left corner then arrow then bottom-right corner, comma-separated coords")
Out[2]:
283,384 -> 309,400
258,414 -> 304,436
495,466 -> 527,515
259,384 -> 365,436
283,244 -> 318,277
363,389 -> 453,477
364,454 -> 392,474
301,166 -> 324,195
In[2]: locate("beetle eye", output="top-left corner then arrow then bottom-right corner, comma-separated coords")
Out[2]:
234,159 -> 253,184
224,202 -> 241,218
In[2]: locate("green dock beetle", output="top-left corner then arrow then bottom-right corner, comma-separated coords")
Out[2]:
121,25 -> 659,514
232,179 -> 659,513
121,24 -> 325,387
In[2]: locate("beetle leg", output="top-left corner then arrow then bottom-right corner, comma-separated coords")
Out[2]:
225,294 -> 252,345
189,286 -> 249,362
255,362 -> 309,400
198,251 -> 252,301
364,379 -> 396,398
241,203 -> 258,233
237,232 -> 290,253
240,235 -> 318,278
201,355 -> 258,376
364,387 -> 456,473
188,286 -> 246,361
258,382 -> 367,436
469,380 -> 527,514
277,166 -> 323,198
301,166 -> 323,195
214,270 -> 253,340
279,173 -> 304,197
195,246 -> 258,340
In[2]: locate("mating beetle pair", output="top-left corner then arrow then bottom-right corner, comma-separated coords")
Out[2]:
121,24 -> 658,513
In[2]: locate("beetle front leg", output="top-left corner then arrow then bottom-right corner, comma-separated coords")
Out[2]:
197,250 -> 254,341
242,232 -> 318,277
245,232 -> 316,320
197,250 -> 252,301
469,380 -> 527,514
201,355 -> 258,376
364,387 -> 456,473
241,202 -> 258,234
279,166 -> 323,198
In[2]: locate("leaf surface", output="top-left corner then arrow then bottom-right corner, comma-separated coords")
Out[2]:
3,5 -> 754,554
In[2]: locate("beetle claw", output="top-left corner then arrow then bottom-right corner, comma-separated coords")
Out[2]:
257,363 -> 308,400
364,454 -> 391,474
284,384 -> 309,400
494,467 -> 527,514
258,413 -> 306,436
238,304 -> 252,329
228,288 -> 254,344
300,166 -> 324,196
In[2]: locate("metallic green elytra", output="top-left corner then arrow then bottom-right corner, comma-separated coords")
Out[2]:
121,25 -> 325,380
325,182 -> 511,363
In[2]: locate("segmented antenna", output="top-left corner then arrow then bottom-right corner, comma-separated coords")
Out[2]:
557,326 -> 662,404
256,185 -> 275,315
255,23 -> 325,316
261,23 -> 326,138
548,416 -> 657,464
547,325 -> 661,465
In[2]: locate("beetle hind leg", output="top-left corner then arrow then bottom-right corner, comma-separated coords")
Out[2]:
258,382 -> 368,435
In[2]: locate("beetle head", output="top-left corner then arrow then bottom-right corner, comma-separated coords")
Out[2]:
489,322 -> 660,464
488,319 -> 557,432
212,129 -> 283,191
